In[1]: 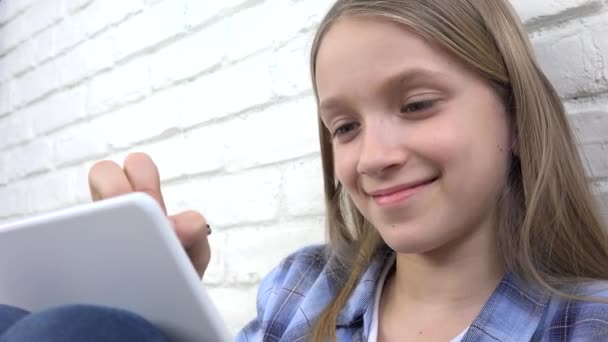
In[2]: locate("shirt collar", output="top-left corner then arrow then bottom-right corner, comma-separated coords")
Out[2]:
335,249 -> 551,341
336,246 -> 394,326
464,272 -> 551,341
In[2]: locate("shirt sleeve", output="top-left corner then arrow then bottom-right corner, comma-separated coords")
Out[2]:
234,244 -> 327,342
234,260 -> 286,341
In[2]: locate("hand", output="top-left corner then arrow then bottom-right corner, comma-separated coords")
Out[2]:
88,152 -> 210,278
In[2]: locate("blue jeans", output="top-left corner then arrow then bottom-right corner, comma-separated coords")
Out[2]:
0,304 -> 168,341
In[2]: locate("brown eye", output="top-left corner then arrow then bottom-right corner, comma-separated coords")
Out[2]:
332,122 -> 360,138
400,100 -> 436,113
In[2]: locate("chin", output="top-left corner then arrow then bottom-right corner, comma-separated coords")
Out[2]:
383,239 -> 441,255
376,224 -> 451,255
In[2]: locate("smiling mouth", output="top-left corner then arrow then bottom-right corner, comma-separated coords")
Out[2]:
370,177 -> 438,206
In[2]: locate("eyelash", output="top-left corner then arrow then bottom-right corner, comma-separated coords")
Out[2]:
400,99 -> 436,113
330,99 -> 437,138
332,122 -> 360,138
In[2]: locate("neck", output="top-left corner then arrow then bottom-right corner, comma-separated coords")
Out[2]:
388,221 -> 504,311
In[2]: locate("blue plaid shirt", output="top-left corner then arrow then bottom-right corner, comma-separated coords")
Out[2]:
236,245 -> 608,341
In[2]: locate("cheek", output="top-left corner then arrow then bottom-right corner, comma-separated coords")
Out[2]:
333,145 -> 359,188
433,114 -> 512,195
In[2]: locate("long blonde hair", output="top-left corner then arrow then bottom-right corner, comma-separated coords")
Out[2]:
309,0 -> 608,341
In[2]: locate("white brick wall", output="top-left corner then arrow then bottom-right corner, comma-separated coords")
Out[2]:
0,0 -> 607,335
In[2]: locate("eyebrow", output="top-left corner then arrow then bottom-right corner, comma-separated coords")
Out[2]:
394,68 -> 449,87
318,68 -> 449,116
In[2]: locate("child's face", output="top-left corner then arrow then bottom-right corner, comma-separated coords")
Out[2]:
316,16 -> 513,254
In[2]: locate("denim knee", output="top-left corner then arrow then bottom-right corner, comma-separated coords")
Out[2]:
0,304 -> 168,342
0,305 -> 29,336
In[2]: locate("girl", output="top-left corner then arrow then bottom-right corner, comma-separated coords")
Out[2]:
233,1 -> 608,340
4,0 -> 608,341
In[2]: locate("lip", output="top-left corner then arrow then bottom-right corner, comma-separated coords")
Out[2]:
368,178 -> 437,206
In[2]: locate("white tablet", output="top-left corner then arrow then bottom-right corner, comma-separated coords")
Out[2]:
0,192 -> 232,342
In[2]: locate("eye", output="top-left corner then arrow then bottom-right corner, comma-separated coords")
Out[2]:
400,99 -> 436,114
332,122 -> 360,138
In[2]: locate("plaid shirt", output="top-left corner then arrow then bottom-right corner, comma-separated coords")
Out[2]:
236,245 -> 608,341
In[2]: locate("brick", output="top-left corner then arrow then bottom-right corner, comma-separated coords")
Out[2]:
199,229 -> 226,286
596,23 -> 608,84
0,182 -> 30,217
222,0 -> 282,62
12,60 -> 60,107
26,85 -> 87,135
68,164 -> 93,204
570,110 -> 608,144
110,133 -> 198,183
510,0 -> 601,25
532,15 -> 608,98
52,122 -> 109,167
107,121 -> 228,182
184,0 -> 248,28
2,23 -> 57,75
0,1 -> 61,55
0,0 -> 32,25
0,15 -> 26,55
222,217 -> 324,285
223,97 -> 319,171
0,82 -> 10,116
4,41 -> 36,78
182,124 -> 225,175
57,29 -> 115,86
31,26 -> 56,65
0,153 -> 7,185
0,113 -> 33,149
1,150 -> 21,183
10,139 -> 54,178
149,20 -> 226,89
292,0 -> 332,25
3,27 -> 58,78
53,15 -> 86,54
1,153 -> 19,185
87,58 -> 150,115
113,0 -> 186,62
26,0 -> 63,36
67,0 -> 94,13
269,32 -> 314,98
593,180 -> 608,223
26,165 -> 89,214
581,143 -> 608,178
95,86 -> 182,149
108,121 -> 225,188
223,0 -> 324,63
180,54 -> 275,127
162,168 -> 281,226
0,57 -> 8,84
205,286 -> 257,335
283,157 -> 325,217
76,0 -> 144,37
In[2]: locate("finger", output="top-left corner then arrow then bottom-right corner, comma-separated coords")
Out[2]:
88,160 -> 134,202
123,152 -> 167,214
169,210 -> 211,276
170,210 -> 208,249
187,232 -> 211,277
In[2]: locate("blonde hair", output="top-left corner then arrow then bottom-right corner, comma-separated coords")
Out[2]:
309,0 -> 608,341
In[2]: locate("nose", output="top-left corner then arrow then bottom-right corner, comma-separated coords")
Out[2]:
356,120 -> 409,177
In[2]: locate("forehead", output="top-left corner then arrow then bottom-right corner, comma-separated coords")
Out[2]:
314,16 -> 461,98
